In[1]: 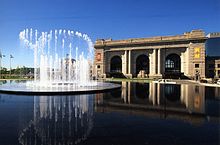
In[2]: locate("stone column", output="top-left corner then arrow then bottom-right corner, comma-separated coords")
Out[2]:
128,50 -> 131,74
154,49 -> 157,74
162,49 -> 166,74
149,50 -> 153,76
125,50 -> 127,74
151,49 -> 157,75
149,49 -> 156,76
122,50 -> 128,75
216,69 -> 218,78
181,52 -> 184,73
158,49 -> 161,75
185,47 -> 189,76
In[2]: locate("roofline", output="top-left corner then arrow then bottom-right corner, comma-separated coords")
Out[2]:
95,30 -> 207,48
95,37 -> 207,48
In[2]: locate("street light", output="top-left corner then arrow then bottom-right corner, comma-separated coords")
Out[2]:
0,50 -> 5,79
10,54 -> 14,78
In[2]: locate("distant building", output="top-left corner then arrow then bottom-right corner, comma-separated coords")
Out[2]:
206,32 -> 220,56
205,33 -> 220,78
94,30 -> 207,79
94,30 -> 220,79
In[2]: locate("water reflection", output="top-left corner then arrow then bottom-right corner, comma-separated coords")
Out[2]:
0,94 -> 94,145
0,81 -> 219,145
98,82 -> 220,116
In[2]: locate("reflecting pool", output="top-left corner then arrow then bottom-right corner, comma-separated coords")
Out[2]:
0,81 -> 219,145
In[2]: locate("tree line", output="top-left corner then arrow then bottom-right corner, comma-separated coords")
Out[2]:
0,66 -> 34,79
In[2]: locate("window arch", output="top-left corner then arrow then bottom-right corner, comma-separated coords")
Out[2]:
110,56 -> 122,72
136,54 -> 149,75
165,54 -> 181,73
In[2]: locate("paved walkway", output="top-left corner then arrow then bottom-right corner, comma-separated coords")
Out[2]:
174,79 -> 220,87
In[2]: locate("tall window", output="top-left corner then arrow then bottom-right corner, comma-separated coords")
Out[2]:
165,54 -> 181,73
136,54 -> 149,74
110,56 -> 122,72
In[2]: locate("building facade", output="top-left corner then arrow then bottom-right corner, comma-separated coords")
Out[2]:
94,30 -> 207,79
205,33 -> 220,79
206,57 -> 220,78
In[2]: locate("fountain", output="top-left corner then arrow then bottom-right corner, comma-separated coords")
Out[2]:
19,28 -> 94,87
0,29 -> 120,95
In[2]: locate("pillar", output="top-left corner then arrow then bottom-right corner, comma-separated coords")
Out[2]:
158,49 -> 161,75
162,49 -> 166,74
150,49 -> 157,75
122,50 -> 128,74
185,47 -> 189,75
125,50 -> 127,74
128,50 -> 131,74
154,49 -> 157,74
215,67 -> 219,78
181,52 -> 184,73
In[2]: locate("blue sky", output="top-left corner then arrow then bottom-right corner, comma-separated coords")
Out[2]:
0,0 -> 219,68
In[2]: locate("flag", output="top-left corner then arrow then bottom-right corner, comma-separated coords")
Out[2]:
10,54 -> 14,58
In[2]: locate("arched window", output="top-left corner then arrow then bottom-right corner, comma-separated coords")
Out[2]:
165,54 -> 181,73
136,54 -> 149,74
110,56 -> 122,72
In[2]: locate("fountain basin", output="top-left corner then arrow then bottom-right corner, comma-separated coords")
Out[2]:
0,81 -> 120,95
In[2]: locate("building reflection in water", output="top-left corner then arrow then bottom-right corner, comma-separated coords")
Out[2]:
18,94 -> 94,145
97,82 -> 220,116
150,83 -> 205,114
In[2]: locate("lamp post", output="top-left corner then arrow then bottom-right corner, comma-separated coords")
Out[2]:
10,54 -> 14,78
0,50 -> 5,79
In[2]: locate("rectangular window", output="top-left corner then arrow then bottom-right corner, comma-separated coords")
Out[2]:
218,64 -> 220,68
195,64 -> 199,68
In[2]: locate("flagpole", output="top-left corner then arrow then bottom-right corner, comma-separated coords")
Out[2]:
10,54 -> 13,79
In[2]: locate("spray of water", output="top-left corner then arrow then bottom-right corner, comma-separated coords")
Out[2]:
19,28 -> 95,87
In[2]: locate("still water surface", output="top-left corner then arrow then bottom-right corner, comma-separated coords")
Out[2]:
0,81 -> 219,145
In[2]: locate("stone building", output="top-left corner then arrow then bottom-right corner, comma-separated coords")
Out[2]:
94,30 -> 207,79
